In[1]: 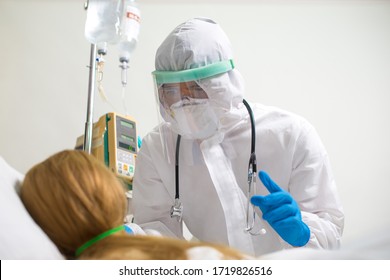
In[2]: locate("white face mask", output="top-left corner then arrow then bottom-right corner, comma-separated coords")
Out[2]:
165,98 -> 218,139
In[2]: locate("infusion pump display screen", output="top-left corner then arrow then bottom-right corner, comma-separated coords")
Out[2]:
116,117 -> 137,153
115,115 -> 137,182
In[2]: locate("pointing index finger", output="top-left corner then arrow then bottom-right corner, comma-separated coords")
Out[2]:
259,171 -> 283,193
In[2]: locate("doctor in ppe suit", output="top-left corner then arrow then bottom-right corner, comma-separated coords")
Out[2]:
132,17 -> 344,257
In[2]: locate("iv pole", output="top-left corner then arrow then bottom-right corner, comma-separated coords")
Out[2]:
84,43 -> 97,154
84,0 -> 96,154
83,0 -> 96,154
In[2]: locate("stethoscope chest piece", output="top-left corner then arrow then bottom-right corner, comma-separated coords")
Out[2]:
170,198 -> 183,222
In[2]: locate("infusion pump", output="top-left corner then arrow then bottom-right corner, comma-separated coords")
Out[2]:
75,112 -> 137,189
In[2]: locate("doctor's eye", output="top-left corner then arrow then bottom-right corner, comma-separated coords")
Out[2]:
187,84 -> 207,98
159,84 -> 181,107
161,85 -> 180,96
188,84 -> 203,92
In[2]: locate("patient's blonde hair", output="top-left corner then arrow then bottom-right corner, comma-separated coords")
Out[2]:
21,150 -> 244,260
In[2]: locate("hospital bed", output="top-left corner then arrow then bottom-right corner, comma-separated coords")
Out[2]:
0,156 -> 63,259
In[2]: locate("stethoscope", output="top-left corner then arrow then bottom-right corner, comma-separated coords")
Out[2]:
170,99 -> 266,236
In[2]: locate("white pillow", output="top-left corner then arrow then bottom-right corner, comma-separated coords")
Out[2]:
0,156 -> 64,259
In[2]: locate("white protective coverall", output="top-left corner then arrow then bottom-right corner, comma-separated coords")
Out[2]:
133,17 -> 344,257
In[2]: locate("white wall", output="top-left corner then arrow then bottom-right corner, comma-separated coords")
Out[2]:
1,0 -> 389,249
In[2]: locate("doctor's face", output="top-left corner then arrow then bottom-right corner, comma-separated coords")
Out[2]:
158,81 -> 208,108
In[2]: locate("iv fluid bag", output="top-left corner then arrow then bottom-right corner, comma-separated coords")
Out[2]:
85,0 -> 122,47
118,0 -> 141,63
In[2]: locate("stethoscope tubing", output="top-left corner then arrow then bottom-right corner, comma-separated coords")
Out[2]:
174,98 -> 255,202
175,134 -> 182,200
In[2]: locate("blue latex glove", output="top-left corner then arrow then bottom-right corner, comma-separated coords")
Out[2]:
250,171 -> 310,247
124,225 -> 134,234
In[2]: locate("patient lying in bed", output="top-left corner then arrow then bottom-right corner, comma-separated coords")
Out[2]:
1,152 -> 389,260
1,151 -> 245,260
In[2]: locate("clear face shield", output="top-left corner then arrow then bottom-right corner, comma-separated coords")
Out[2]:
152,60 -> 235,162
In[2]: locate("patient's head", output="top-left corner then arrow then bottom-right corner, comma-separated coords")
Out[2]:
20,150 -> 245,260
21,150 -> 128,258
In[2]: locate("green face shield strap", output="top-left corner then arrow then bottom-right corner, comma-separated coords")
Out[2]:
152,59 -> 235,84
75,225 -> 125,257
